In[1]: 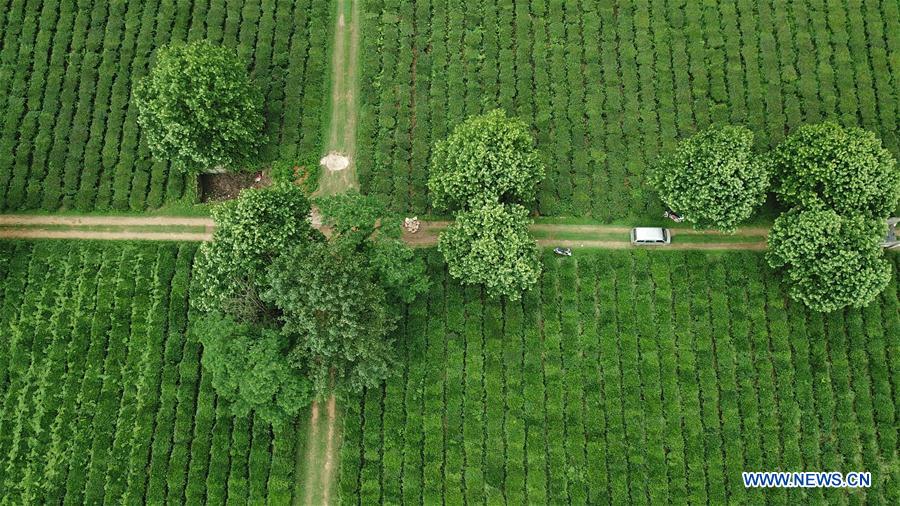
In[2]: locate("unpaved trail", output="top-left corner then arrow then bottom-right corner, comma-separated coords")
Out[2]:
0,214 -> 213,227
0,228 -> 213,242
320,394 -> 340,505
294,393 -> 340,506
531,223 -> 770,236
403,231 -> 767,251
0,214 -> 770,251
297,1 -> 362,499
0,214 -> 214,242
316,0 -> 361,196
403,221 -> 768,250
298,400 -> 321,506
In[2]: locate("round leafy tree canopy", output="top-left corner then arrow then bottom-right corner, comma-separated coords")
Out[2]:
649,125 -> 770,232
771,122 -> 898,218
194,315 -> 312,425
428,109 -> 545,211
767,208 -> 892,312
135,40 -> 264,173
438,202 -> 541,300
265,242 -> 398,394
193,183 -> 321,321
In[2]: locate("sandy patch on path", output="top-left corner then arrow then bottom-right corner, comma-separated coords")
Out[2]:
320,153 -> 350,172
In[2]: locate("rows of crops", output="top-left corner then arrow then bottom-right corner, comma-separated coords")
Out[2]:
0,0 -> 329,212
339,250 -> 900,504
0,241 -> 300,504
357,0 -> 900,220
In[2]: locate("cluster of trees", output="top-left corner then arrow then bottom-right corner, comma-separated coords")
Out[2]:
766,123 -> 897,312
651,121 -> 897,311
193,184 -> 427,424
429,109 -> 545,300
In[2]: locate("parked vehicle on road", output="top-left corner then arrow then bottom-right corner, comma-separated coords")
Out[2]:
553,247 -> 573,257
631,227 -> 671,245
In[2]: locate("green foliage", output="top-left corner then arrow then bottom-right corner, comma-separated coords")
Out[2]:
194,187 -> 426,409
438,203 -> 541,300
357,1 -> 900,221
767,208 -> 892,312
649,125 -> 770,232
340,251 -> 900,503
265,242 -> 398,394
369,240 -> 430,304
270,157 -> 321,195
316,191 -> 429,303
193,183 -> 320,321
428,109 -> 545,212
135,40 -> 264,173
771,122 -> 899,218
0,241 -> 300,503
194,315 -> 312,425
316,191 -> 401,242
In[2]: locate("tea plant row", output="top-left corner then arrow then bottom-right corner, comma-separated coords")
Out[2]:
0,241 -> 300,504
339,250 -> 900,504
0,0 -> 329,212
357,0 -> 899,220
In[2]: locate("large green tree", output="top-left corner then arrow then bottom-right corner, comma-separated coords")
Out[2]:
194,315 -> 312,425
265,241 -> 399,394
649,125 -> 770,232
428,109 -> 545,211
767,208 -> 892,312
438,202 -> 541,300
771,121 -> 898,218
315,191 -> 429,303
135,40 -> 264,173
194,183 -> 321,322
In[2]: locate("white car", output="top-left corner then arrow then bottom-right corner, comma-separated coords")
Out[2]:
631,227 -> 671,245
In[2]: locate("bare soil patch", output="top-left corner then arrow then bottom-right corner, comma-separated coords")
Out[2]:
199,170 -> 270,202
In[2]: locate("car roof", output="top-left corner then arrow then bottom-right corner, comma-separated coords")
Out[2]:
633,227 -> 666,241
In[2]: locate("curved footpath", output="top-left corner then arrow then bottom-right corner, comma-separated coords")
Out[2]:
0,213 -> 769,250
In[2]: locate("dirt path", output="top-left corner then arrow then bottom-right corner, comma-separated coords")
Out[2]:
0,214 -> 213,227
320,394 -> 340,505
293,393 -> 340,506
0,214 -> 214,242
297,400 -> 321,506
401,221 -> 768,250
0,214 -> 770,251
0,228 -> 213,241
316,0 -> 361,196
530,223 -> 770,236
